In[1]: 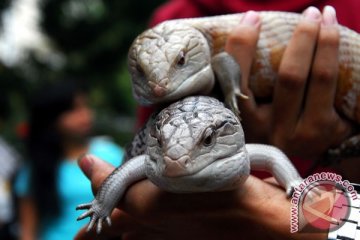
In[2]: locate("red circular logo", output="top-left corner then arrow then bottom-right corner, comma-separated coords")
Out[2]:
301,181 -> 350,231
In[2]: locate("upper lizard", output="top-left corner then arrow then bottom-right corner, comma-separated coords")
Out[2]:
127,11 -> 360,158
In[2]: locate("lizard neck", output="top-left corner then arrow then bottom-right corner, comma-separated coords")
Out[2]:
183,14 -> 243,56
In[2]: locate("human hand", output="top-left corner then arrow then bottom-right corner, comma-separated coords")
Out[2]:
75,155 -> 326,240
225,7 -> 353,159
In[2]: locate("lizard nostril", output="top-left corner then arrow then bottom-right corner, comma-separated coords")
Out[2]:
153,85 -> 166,97
162,155 -> 190,177
184,157 -> 190,167
149,82 -> 167,97
159,77 -> 169,87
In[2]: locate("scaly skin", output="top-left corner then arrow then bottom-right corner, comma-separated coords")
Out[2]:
128,11 -> 360,122
76,96 -> 302,233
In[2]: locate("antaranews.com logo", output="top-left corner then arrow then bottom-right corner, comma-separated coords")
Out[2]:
290,172 -> 358,233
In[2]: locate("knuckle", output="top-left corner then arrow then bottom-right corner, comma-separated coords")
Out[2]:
319,110 -> 339,125
227,28 -> 258,47
269,134 -> 285,149
319,28 -> 340,47
270,128 -> 289,149
294,130 -> 316,143
278,68 -> 306,90
312,67 -> 336,83
306,115 -> 329,130
294,22 -> 319,39
302,111 -> 340,137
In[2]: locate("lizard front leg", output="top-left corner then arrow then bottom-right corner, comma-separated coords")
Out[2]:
211,52 -> 248,120
76,155 -> 148,233
245,143 -> 303,196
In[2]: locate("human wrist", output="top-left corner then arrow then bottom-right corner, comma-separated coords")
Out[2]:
238,176 -> 327,240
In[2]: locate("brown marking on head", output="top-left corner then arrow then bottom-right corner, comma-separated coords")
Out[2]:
211,33 -> 228,55
201,25 -> 231,55
247,45 -> 285,99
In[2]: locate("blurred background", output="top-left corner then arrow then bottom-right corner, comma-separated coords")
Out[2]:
0,0 -> 165,148
0,1 -> 165,238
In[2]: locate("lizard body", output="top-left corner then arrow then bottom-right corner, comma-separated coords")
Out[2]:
77,96 -> 302,233
128,11 -> 360,158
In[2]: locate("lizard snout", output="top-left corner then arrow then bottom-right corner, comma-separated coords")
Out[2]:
163,155 -> 191,177
149,82 -> 167,97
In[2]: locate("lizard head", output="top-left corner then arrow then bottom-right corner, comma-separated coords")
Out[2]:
145,96 -> 249,192
128,22 -> 214,105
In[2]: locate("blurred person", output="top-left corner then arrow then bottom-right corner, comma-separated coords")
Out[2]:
75,1 -> 360,239
0,89 -> 20,240
14,81 -> 124,240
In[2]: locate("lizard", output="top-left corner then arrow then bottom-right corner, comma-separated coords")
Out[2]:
76,96 -> 303,233
127,11 -> 360,159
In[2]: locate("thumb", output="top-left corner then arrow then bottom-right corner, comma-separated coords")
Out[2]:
78,154 -> 115,194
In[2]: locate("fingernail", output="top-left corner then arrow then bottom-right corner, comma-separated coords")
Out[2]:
241,11 -> 260,26
322,6 -> 337,26
78,154 -> 94,179
303,6 -> 321,21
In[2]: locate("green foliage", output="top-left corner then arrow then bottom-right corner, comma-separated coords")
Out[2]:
38,0 -> 164,114
0,0 -> 165,147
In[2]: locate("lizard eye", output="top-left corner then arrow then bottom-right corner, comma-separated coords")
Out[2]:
202,128 -> 215,147
156,136 -> 162,148
176,51 -> 186,67
156,122 -> 161,131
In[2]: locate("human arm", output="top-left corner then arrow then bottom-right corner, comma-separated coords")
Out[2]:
75,155 -> 326,240
17,197 -> 38,240
14,166 -> 39,240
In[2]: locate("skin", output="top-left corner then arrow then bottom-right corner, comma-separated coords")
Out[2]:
18,94 -> 93,240
76,6 -> 357,240
57,94 -> 94,159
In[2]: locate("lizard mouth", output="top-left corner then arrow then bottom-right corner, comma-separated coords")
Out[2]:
150,65 -> 214,104
162,151 -> 248,179
147,151 -> 250,193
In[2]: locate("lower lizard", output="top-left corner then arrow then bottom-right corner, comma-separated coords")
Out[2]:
76,96 -> 303,233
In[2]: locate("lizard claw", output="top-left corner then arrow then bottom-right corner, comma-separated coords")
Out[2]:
286,178 -> 303,197
225,92 -> 243,120
76,199 -> 112,234
235,90 -> 249,100
76,202 -> 93,210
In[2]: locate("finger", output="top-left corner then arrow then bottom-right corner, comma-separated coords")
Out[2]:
272,7 -> 321,140
262,177 -> 279,186
78,154 -> 115,194
225,10 -> 261,113
304,6 -> 339,118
